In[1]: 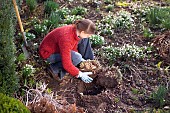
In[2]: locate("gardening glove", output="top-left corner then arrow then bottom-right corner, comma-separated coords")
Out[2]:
77,71 -> 93,83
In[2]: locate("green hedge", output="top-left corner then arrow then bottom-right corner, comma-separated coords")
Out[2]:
0,93 -> 30,113
0,0 -> 19,96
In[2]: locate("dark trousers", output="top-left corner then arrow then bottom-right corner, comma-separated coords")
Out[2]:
47,38 -> 94,79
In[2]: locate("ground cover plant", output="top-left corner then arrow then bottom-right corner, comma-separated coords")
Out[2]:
1,0 -> 170,112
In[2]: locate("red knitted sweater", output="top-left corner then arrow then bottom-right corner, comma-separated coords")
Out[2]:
39,25 -> 80,76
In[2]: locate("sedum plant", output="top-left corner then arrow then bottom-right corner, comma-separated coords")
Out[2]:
90,35 -> 104,47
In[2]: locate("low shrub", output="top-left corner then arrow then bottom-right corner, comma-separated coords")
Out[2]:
0,93 -> 30,113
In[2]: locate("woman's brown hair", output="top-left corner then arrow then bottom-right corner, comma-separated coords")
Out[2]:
74,19 -> 96,34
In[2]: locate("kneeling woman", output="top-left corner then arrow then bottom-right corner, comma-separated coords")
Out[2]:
39,19 -> 96,83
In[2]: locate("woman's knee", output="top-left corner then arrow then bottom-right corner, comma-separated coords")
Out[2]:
71,51 -> 84,66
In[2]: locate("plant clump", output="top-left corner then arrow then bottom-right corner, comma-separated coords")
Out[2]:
0,93 -> 30,113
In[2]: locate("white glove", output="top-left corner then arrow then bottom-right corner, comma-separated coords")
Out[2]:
77,71 -> 93,83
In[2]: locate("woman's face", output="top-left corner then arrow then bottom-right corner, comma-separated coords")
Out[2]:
79,31 -> 93,39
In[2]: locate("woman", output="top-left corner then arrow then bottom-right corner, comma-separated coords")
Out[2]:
39,19 -> 96,83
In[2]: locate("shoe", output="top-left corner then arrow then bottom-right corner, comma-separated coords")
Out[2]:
47,67 -> 60,81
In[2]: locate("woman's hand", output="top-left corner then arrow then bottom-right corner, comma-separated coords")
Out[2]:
77,71 -> 93,83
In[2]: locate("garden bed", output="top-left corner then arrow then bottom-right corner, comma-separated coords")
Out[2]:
15,0 -> 170,112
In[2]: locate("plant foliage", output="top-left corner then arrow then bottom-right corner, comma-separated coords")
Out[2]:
0,93 -> 30,113
0,0 -> 19,96
26,0 -> 37,12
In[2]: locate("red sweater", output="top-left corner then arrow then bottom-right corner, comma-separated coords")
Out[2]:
39,25 -> 80,76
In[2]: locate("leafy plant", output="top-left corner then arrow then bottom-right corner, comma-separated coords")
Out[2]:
150,85 -> 168,108
64,15 -> 82,24
143,27 -> 154,38
22,64 -> 35,78
22,64 -> 35,86
105,4 -> 114,12
55,7 -> 71,19
99,10 -> 134,32
131,88 -> 139,95
103,44 -> 152,61
34,24 -> 47,35
113,10 -> 134,29
131,5 -> 150,22
26,0 -> 37,12
147,7 -> 162,27
44,0 -> 59,15
17,53 -> 26,63
100,27 -> 113,37
0,93 -> 30,113
71,6 -> 87,15
90,35 -> 104,47
25,32 -> 36,40
147,7 -> 170,29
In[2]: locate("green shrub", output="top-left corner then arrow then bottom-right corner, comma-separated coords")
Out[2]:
0,93 -> 30,113
90,35 -> 104,47
0,0 -> 19,96
44,0 -> 59,15
71,6 -> 87,15
26,0 -> 37,12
